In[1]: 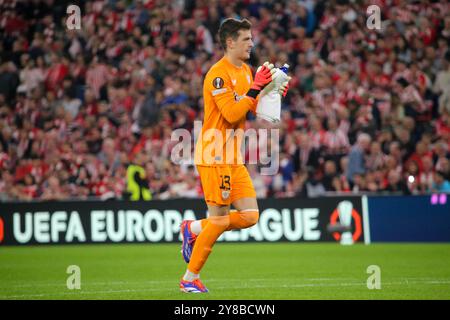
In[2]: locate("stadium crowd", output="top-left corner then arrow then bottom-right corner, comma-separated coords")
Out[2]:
0,0 -> 450,201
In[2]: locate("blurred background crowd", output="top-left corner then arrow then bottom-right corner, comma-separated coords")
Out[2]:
0,0 -> 450,201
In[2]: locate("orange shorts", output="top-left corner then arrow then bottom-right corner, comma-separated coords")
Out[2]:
197,165 -> 257,206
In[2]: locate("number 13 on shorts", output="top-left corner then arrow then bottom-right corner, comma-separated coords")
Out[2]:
197,165 -> 255,206
219,175 -> 231,191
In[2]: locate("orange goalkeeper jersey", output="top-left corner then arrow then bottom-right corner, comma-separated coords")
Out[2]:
194,56 -> 257,166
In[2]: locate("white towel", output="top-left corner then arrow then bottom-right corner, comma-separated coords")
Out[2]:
256,91 -> 281,123
256,68 -> 289,123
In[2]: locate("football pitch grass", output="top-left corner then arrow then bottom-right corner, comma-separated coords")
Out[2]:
1,243 -> 449,300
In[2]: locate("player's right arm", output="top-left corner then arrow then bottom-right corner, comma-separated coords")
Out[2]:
205,62 -> 275,124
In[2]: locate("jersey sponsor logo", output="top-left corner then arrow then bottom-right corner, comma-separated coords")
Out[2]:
246,75 -> 251,84
233,92 -> 244,102
231,79 -> 236,86
212,77 -> 224,89
212,88 -> 227,96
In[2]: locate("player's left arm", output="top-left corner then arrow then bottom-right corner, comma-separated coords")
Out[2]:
211,62 -> 275,124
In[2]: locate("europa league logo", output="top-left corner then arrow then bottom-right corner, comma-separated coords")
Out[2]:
337,201 -> 354,245
328,201 -> 363,244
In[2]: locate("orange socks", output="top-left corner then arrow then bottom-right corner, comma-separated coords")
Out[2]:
200,210 -> 259,231
187,215 -> 230,274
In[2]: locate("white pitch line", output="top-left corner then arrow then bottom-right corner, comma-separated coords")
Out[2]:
5,277 -> 356,288
1,280 -> 449,299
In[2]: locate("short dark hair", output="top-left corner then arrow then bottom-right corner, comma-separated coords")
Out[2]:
218,18 -> 252,50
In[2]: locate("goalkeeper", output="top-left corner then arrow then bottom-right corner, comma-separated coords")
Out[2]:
178,18 -> 291,293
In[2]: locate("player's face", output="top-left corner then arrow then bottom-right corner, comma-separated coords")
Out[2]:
234,29 -> 253,61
